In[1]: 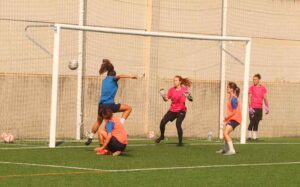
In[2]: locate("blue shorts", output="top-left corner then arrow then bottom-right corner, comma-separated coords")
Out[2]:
98,103 -> 121,116
108,136 -> 127,152
227,120 -> 240,130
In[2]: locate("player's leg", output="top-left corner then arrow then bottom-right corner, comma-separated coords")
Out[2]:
117,104 -> 132,124
107,136 -> 127,156
223,122 -> 236,155
248,115 -> 255,141
85,115 -> 103,145
95,129 -> 111,155
252,119 -> 259,141
216,142 -> 229,154
175,111 -> 186,146
155,111 -> 176,143
253,109 -> 263,141
216,129 -> 229,153
94,128 -> 107,151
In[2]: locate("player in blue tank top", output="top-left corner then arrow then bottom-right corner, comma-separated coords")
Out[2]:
85,59 -> 137,145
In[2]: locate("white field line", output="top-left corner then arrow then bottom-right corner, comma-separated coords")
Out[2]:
0,144 -> 154,150
0,161 -> 300,173
1,142 -> 300,150
15,138 -> 150,142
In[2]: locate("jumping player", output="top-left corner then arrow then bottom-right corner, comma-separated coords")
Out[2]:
85,59 -> 136,145
248,74 -> 269,141
155,75 -> 193,146
217,82 -> 241,156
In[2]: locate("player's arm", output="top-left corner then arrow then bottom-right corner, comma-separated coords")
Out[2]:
115,74 -> 137,81
99,121 -> 114,150
100,133 -> 112,150
248,93 -> 251,107
248,89 -> 255,115
263,94 -> 269,114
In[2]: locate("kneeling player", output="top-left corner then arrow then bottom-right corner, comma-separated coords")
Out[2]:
96,108 -> 128,156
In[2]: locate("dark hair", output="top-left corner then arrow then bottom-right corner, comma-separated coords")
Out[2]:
101,107 -> 113,119
254,73 -> 261,80
228,82 -> 240,97
175,75 -> 192,87
99,59 -> 115,76
107,70 -> 116,76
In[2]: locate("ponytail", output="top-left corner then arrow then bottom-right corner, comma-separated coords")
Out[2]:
235,87 -> 240,97
228,82 -> 240,97
175,75 -> 192,87
99,59 -> 115,75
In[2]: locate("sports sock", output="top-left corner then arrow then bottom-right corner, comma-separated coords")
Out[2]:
88,133 -> 94,139
248,131 -> 252,138
253,131 -> 257,139
120,118 -> 126,124
227,141 -> 235,152
224,142 -> 229,151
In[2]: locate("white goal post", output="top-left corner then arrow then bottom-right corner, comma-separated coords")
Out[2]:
49,23 -> 251,148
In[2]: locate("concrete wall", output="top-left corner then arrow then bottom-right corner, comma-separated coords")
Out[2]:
1,74 -> 299,139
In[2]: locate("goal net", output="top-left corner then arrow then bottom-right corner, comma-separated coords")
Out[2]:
48,24 -> 250,147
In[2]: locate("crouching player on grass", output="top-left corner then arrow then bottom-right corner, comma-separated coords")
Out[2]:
216,82 -> 241,156
95,107 -> 128,156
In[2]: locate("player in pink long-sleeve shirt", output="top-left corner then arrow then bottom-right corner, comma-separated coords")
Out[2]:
155,75 -> 193,146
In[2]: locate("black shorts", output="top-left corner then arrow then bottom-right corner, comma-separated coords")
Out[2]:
163,110 -> 186,122
98,103 -> 121,116
108,136 -> 127,152
249,108 -> 263,121
227,120 -> 240,130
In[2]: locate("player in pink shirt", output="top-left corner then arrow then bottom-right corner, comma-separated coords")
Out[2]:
155,75 -> 193,146
248,74 -> 269,141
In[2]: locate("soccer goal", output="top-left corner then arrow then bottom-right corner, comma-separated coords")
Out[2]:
48,23 -> 251,148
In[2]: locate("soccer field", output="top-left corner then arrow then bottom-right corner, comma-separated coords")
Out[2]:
0,138 -> 300,187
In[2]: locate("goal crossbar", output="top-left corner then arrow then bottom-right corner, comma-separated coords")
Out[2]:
56,23 -> 250,42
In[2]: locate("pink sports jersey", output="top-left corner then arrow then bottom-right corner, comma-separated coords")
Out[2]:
103,117 -> 128,145
248,84 -> 267,109
167,86 -> 188,112
225,96 -> 242,124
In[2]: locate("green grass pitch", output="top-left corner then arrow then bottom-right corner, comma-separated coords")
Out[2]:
0,138 -> 300,187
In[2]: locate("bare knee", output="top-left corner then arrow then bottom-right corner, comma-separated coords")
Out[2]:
124,105 -> 132,112
223,130 -> 230,141
98,129 -> 107,143
99,128 -> 106,136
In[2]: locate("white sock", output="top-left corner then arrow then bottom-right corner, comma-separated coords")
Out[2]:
253,131 -> 257,139
224,142 -> 229,152
88,133 -> 94,139
227,141 -> 235,152
120,118 -> 126,124
248,131 -> 252,138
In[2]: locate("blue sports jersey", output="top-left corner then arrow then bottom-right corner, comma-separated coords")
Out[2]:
99,76 -> 118,104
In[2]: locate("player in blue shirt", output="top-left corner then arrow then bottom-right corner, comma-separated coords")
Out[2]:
85,59 -> 137,145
